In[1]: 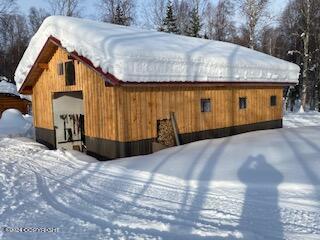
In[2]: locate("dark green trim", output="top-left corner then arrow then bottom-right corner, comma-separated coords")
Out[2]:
35,127 -> 56,150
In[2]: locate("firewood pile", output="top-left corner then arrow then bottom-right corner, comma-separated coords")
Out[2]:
157,119 -> 175,147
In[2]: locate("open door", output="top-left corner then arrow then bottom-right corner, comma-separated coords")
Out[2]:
52,91 -> 85,151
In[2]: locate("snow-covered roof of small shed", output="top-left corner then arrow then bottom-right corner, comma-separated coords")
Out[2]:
0,78 -> 18,95
15,16 -> 300,90
0,77 -> 31,100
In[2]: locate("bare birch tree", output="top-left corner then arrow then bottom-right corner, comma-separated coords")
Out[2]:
48,0 -> 83,17
0,14 -> 29,82
300,0 -> 311,111
142,0 -> 167,29
0,0 -> 16,17
237,0 -> 270,49
205,0 -> 235,41
28,7 -> 50,34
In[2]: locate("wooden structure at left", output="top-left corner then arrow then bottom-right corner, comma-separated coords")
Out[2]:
17,17 -> 299,160
0,92 -> 31,118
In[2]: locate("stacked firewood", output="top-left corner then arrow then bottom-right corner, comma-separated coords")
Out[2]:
157,119 -> 175,147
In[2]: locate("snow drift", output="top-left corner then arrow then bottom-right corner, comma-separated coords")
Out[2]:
15,16 -> 300,91
0,109 -> 34,138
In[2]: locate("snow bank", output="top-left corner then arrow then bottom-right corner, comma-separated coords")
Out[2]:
0,109 -> 34,138
284,111 -> 320,128
15,16 -> 300,91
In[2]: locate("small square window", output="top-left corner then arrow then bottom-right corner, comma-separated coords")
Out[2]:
57,63 -> 64,75
201,99 -> 211,112
270,95 -> 277,106
239,97 -> 247,109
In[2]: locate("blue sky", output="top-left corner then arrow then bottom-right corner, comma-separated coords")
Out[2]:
17,0 -> 290,24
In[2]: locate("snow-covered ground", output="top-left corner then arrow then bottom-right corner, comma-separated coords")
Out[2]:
0,113 -> 319,239
284,111 -> 320,128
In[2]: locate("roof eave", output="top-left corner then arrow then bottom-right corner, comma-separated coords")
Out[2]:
121,81 -> 298,87
19,36 -> 122,94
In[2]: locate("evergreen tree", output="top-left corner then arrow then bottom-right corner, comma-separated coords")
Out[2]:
186,6 -> 201,37
98,0 -> 135,26
161,0 -> 179,34
113,4 -> 126,25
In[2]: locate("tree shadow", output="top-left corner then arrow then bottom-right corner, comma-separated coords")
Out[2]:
281,129 -> 320,200
238,155 -> 284,239
168,137 -> 232,236
290,127 -> 320,153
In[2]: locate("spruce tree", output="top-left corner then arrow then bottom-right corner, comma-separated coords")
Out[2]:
113,4 -> 126,25
162,0 -> 179,34
187,6 -> 202,37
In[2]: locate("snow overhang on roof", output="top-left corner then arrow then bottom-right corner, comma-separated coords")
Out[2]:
0,78 -> 31,101
15,16 -> 300,93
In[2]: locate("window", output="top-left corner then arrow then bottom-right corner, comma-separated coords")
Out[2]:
239,97 -> 247,109
201,99 -> 211,112
57,63 -> 64,75
270,95 -> 277,106
65,61 -> 75,86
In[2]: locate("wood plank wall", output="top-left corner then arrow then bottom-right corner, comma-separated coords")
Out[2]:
116,86 -> 283,142
33,46 -> 283,143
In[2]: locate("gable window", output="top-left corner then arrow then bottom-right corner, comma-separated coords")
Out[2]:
239,97 -> 247,109
270,95 -> 277,106
65,61 -> 75,86
201,99 -> 211,112
57,63 -> 64,75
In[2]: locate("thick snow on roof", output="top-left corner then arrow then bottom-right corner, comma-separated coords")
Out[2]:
15,16 -> 300,90
0,77 -> 31,100
0,78 -> 19,96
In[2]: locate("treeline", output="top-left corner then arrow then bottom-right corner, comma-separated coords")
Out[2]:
0,0 -> 319,111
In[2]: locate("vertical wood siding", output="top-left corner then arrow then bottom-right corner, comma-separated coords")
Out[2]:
33,46 -> 283,143
116,86 -> 283,142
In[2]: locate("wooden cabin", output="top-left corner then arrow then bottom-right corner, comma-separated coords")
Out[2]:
16,16 -> 300,160
0,80 -> 31,118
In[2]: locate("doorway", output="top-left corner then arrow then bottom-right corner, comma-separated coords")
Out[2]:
52,91 -> 85,151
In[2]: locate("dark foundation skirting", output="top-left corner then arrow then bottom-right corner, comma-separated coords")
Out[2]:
85,137 -> 154,160
35,127 -> 56,150
35,120 -> 282,160
85,119 -> 282,160
180,119 -> 283,144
